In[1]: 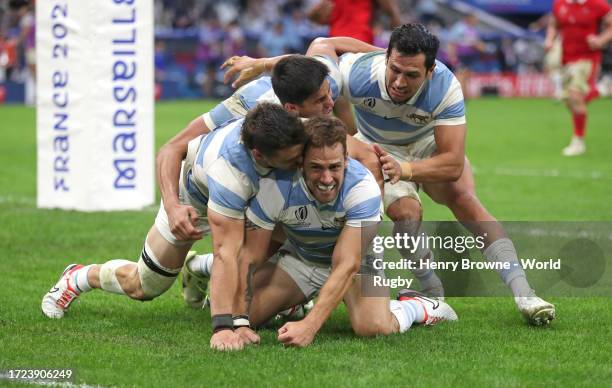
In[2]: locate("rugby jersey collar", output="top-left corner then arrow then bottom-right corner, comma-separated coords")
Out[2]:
377,57 -> 428,106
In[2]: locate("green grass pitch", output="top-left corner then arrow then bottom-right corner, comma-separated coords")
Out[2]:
1,98 -> 611,387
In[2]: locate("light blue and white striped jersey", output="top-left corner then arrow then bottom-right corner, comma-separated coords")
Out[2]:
246,159 -> 382,264
202,55 -> 342,129
184,118 -> 272,219
339,51 -> 466,145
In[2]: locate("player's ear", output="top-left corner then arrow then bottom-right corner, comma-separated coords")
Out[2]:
251,148 -> 263,160
283,102 -> 299,114
427,62 -> 436,79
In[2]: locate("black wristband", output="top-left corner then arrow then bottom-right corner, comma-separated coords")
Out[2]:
212,314 -> 233,333
232,315 -> 250,329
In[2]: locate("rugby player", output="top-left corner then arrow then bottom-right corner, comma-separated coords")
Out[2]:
184,116 -> 458,347
41,104 -> 306,352
158,41 -> 387,247
545,0 -> 612,156
229,24 -> 556,325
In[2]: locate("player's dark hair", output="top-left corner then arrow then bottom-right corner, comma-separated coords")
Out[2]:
387,23 -> 440,70
272,55 -> 329,105
242,102 -> 307,156
9,0 -> 29,9
304,116 -> 347,155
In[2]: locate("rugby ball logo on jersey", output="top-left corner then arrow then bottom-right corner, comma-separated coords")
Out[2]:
295,206 -> 308,221
363,98 -> 376,108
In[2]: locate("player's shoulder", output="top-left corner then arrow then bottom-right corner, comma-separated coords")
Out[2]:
257,169 -> 298,206
432,60 -> 456,82
343,158 -> 378,192
234,76 -> 276,106
340,51 -> 385,69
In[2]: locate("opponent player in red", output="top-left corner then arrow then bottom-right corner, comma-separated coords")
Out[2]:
545,0 -> 612,156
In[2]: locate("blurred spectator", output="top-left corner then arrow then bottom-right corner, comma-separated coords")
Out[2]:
10,0 -> 35,105
447,14 -> 489,98
258,22 -> 293,57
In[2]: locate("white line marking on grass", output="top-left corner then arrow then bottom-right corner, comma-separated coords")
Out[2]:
473,167 -> 610,181
0,195 -> 158,212
0,195 -> 36,205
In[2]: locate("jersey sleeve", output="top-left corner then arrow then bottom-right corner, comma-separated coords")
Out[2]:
201,78 -> 271,129
312,55 -> 343,101
338,52 -> 365,98
201,94 -> 248,130
344,173 -> 382,228
206,158 -> 254,219
245,176 -> 285,230
432,76 -> 466,127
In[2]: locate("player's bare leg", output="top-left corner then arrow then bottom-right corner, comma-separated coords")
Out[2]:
423,158 -> 555,325
41,225 -> 192,318
386,197 -> 445,298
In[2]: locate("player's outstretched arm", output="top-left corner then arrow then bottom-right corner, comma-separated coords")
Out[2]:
207,209 -> 246,351
221,54 -> 289,88
544,15 -> 558,52
278,224 -> 375,347
156,117 -> 211,241
305,37 -> 384,62
233,220 -> 274,345
222,37 -> 382,89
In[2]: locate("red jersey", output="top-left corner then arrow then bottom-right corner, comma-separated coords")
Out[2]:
553,0 -> 612,64
329,0 -> 373,43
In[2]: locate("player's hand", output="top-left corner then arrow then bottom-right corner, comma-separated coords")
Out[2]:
373,144 -> 401,184
235,327 -> 260,345
221,55 -> 267,88
587,34 -> 605,50
210,329 -> 244,351
277,320 -> 317,348
167,203 -> 203,241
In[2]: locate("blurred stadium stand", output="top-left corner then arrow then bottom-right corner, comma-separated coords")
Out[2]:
1,0 -> 611,102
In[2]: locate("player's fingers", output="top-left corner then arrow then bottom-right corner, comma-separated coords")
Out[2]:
372,143 -> 386,157
232,71 -> 253,89
278,323 -> 289,335
223,67 -> 239,85
221,56 -> 238,69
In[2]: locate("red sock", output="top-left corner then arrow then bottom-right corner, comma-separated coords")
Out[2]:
572,113 -> 586,138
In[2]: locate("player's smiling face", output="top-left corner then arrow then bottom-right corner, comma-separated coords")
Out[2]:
302,142 -> 347,203
385,50 -> 434,104
295,79 -> 334,117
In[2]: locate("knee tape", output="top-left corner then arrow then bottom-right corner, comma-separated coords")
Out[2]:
137,243 -> 180,299
99,259 -> 133,295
